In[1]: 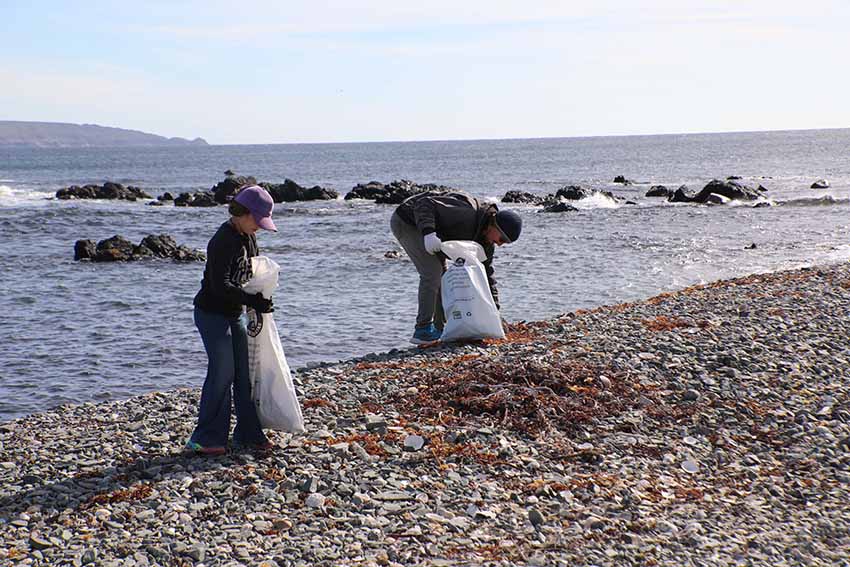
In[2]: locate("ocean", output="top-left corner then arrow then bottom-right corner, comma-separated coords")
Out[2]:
2,129 -> 849,421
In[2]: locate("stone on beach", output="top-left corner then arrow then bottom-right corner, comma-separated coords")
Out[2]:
3,262 -> 850,566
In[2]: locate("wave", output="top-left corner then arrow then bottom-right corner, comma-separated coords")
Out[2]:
778,195 -> 850,207
0,185 -> 54,206
570,192 -> 623,210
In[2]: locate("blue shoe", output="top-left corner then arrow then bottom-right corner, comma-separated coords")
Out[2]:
411,324 -> 441,344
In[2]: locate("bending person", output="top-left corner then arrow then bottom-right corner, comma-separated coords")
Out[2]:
390,190 -> 522,344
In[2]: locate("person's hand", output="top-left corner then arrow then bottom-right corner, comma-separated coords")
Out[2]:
245,292 -> 274,313
424,233 -> 442,255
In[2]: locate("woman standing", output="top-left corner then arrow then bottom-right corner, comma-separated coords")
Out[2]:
187,185 -> 277,455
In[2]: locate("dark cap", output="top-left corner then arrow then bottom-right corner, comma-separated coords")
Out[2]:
494,209 -> 522,243
234,185 -> 277,231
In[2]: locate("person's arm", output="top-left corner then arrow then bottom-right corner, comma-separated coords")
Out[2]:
412,195 -> 440,235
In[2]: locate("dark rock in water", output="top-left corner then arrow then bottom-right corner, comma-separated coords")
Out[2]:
726,175 -> 742,180
158,192 -> 174,201
555,185 -> 593,200
189,192 -> 218,207
645,185 -> 671,197
212,175 -> 257,204
384,250 -> 400,259
260,179 -> 338,203
757,184 -> 768,192
668,186 -> 695,203
147,200 -> 163,206
345,179 -> 453,204
502,190 -> 545,205
224,169 -> 235,176
74,239 -> 96,261
543,202 -> 579,213
345,181 -> 387,200
694,179 -> 761,203
75,234 -> 204,262
56,182 -> 152,201
174,192 -> 193,207
811,179 -> 830,189
613,175 -> 632,185
753,202 -> 773,208
174,191 -> 217,207
95,235 -> 137,261
745,242 -> 758,250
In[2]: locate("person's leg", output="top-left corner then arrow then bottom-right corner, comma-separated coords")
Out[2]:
189,307 -> 234,449
230,312 -> 268,446
390,212 -> 444,329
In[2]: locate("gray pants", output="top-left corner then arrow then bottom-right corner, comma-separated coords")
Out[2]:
390,212 -> 445,330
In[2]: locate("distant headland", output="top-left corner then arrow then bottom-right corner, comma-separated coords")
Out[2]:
0,121 -> 208,148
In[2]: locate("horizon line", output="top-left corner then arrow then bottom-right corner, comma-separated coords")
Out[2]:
210,125 -> 850,147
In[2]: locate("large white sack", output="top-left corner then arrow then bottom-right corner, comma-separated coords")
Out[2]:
439,241 -> 505,342
242,256 -> 305,432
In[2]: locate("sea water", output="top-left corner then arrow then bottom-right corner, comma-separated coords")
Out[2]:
1,129 -> 849,420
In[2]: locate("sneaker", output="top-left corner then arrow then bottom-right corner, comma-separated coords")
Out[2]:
410,324 -> 441,345
185,440 -> 226,456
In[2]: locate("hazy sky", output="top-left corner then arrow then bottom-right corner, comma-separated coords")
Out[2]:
3,1 -> 848,144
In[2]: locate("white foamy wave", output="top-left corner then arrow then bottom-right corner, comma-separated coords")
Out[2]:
0,185 -> 54,206
570,192 -> 622,210
779,195 -> 850,207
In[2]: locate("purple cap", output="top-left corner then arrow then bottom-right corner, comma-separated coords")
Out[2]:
234,185 -> 277,231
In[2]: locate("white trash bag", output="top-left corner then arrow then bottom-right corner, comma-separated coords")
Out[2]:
439,240 -> 505,342
242,256 -> 305,432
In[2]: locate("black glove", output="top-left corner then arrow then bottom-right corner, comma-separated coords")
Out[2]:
244,292 -> 274,313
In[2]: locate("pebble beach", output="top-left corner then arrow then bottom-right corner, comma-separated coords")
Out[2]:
2,263 -> 850,567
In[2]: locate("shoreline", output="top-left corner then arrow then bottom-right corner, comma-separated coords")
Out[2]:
2,263 -> 849,566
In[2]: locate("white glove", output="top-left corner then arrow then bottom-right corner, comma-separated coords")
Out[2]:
423,233 -> 442,255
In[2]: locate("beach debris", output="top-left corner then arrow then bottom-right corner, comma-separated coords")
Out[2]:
811,179 -> 830,189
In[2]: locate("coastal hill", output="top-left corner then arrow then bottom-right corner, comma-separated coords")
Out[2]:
0,121 -> 208,148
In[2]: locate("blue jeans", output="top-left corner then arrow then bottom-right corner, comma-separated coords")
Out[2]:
190,307 -> 267,448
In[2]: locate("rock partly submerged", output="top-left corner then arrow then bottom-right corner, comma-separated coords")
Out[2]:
74,234 -> 204,262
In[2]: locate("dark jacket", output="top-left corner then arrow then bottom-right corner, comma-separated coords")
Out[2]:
396,191 -> 501,307
194,221 -> 258,317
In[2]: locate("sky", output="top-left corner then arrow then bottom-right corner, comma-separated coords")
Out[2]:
2,0 -> 849,144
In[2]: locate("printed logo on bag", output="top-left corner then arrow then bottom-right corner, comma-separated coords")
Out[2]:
453,258 -> 466,266
452,310 -> 462,320
247,308 -> 264,337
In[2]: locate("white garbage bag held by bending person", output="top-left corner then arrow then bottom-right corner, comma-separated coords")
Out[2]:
242,255 -> 305,432
439,240 -> 505,342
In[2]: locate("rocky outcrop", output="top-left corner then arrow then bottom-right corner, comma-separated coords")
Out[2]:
645,185 -> 671,198
345,181 -> 389,201
56,182 -> 152,201
668,180 -> 762,204
174,192 -> 217,207
345,180 -> 454,204
811,179 -> 830,189
693,179 -> 761,203
260,179 -> 338,203
613,175 -> 632,185
501,191 -> 546,205
668,186 -> 696,203
543,202 -> 579,213
212,175 -> 257,204
74,234 -> 204,262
